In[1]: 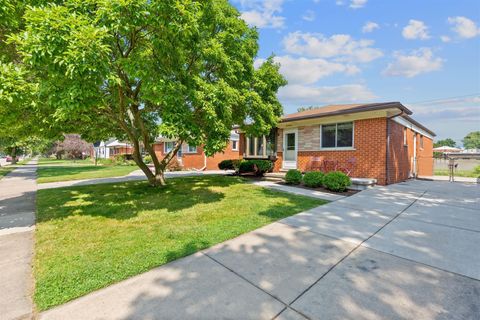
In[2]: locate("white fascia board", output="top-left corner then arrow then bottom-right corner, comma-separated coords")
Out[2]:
392,117 -> 434,140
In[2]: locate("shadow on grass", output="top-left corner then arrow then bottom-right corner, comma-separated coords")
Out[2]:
36,175 -> 247,222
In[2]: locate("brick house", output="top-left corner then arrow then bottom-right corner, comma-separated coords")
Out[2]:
153,130 -> 241,170
241,102 -> 435,185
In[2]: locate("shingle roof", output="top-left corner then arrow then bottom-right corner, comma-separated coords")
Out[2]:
281,102 -> 412,122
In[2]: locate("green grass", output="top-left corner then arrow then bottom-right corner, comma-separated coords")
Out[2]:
0,167 -> 14,179
434,169 -> 479,178
35,176 -> 326,310
37,158 -> 93,166
37,164 -> 138,183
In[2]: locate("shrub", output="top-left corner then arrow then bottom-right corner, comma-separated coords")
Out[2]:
474,165 -> 480,175
239,160 -> 254,174
323,171 -> 351,192
143,155 -> 152,164
218,159 -> 234,170
303,171 -> 324,188
96,158 -> 115,166
249,160 -> 273,176
167,158 -> 183,171
285,169 -> 302,185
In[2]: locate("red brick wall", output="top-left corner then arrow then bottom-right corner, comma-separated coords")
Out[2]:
387,120 -> 410,184
417,134 -> 434,176
153,142 -> 240,170
273,118 -> 389,184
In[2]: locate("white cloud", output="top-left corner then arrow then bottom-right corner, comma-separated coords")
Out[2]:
278,84 -> 376,106
335,0 -> 367,9
350,0 -> 367,9
447,16 -> 480,39
440,35 -> 451,43
283,32 -> 383,63
362,21 -> 379,33
402,20 -> 430,40
302,10 -> 316,22
383,48 -> 444,78
238,0 -> 285,29
257,56 -> 360,85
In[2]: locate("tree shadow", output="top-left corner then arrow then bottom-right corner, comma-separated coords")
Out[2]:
36,176 -> 248,223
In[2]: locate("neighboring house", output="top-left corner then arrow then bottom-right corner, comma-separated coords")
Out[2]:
240,102 -> 435,185
153,130 -> 241,170
92,139 -> 133,159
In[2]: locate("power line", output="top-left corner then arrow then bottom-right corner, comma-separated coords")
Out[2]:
406,93 -> 480,105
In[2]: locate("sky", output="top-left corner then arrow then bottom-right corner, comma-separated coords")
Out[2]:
231,0 -> 480,145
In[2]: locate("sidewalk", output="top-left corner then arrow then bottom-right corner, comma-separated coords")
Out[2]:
418,175 -> 479,183
0,160 -> 37,320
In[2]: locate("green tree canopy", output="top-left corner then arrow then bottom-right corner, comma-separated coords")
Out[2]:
433,138 -> 456,148
14,0 -> 286,186
462,131 -> 480,149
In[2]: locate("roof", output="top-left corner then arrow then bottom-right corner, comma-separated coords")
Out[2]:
281,102 -> 412,122
401,114 -> 436,137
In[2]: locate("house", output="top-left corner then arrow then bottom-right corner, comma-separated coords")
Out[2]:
153,130 -> 241,170
240,102 -> 435,185
92,139 -> 134,159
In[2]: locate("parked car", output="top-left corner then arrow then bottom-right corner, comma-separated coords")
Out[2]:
6,156 -> 19,162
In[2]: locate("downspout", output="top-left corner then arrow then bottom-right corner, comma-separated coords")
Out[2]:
386,111 -> 404,185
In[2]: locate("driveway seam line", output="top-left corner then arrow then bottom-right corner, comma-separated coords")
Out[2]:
287,191 -> 426,307
360,245 -> 480,282
397,216 -> 480,234
201,252 -> 289,307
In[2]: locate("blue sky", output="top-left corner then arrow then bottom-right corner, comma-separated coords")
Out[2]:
231,0 -> 480,145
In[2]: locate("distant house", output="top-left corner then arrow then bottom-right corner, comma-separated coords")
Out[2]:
153,130 -> 241,170
92,139 -> 133,159
239,102 -> 435,185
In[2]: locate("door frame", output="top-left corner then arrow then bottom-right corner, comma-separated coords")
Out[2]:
282,128 -> 298,169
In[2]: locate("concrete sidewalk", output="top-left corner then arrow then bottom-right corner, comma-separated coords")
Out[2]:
40,180 -> 480,319
37,169 -> 232,190
0,161 -> 37,320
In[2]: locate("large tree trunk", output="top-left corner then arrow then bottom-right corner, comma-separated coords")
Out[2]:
11,146 -> 17,165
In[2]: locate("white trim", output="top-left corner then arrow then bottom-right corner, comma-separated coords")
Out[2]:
164,141 -> 174,153
393,116 -> 434,140
282,128 -> 298,169
184,144 -> 197,154
231,140 -> 239,151
320,121 -> 354,149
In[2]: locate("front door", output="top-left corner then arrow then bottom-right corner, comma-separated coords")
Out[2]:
282,129 -> 297,169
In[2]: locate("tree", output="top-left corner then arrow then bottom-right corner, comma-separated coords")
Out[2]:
50,134 -> 92,160
14,0 -> 286,186
297,106 -> 318,113
462,131 -> 480,149
433,138 -> 456,148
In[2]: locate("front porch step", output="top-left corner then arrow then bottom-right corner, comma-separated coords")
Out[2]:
348,178 -> 377,190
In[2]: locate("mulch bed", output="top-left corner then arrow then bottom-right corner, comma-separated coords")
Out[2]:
277,181 -> 359,196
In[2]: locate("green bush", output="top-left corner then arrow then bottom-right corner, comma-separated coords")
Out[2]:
474,165 -> 480,175
285,169 -> 302,185
239,160 -> 254,174
249,160 -> 273,176
218,159 -> 234,170
143,155 -> 152,164
303,171 -> 324,188
323,171 -> 351,192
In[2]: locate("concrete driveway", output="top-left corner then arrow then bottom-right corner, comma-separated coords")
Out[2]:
41,180 -> 480,320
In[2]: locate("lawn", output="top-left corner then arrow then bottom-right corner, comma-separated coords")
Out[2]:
37,164 -> 138,183
37,158 -> 93,166
0,167 -> 14,179
434,169 -> 479,178
35,175 -> 326,310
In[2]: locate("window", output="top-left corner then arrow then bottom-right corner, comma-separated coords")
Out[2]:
232,140 -> 238,151
164,141 -> 174,153
321,122 -> 354,149
185,144 -> 197,153
403,128 -> 408,146
420,135 -> 424,149
246,135 -> 275,157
